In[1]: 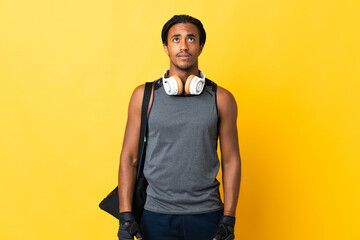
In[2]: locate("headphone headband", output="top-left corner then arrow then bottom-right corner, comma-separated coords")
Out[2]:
162,69 -> 205,80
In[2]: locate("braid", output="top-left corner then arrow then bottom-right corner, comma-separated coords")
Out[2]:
161,14 -> 206,46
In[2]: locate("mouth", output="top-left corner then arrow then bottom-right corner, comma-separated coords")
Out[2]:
177,53 -> 191,59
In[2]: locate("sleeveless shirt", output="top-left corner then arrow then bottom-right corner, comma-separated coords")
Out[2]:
143,77 -> 224,214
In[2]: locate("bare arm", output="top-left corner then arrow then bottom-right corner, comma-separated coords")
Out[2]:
118,84 -> 148,213
217,86 -> 242,217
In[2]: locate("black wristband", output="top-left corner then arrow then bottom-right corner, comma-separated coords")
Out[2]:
119,211 -> 135,223
220,215 -> 236,226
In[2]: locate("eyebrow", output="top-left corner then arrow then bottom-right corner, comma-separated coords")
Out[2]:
171,33 -> 197,38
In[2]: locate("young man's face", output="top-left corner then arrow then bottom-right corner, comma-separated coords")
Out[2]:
163,23 -> 204,71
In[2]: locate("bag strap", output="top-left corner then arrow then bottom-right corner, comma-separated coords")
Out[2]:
136,82 -> 153,179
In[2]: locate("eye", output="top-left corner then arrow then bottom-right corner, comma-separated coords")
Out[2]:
173,38 -> 180,43
188,37 -> 195,42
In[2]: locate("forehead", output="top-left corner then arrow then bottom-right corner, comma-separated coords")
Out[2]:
168,23 -> 200,37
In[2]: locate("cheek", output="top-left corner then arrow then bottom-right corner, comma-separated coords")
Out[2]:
169,48 -> 177,57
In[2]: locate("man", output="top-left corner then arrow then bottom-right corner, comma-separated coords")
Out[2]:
117,15 -> 241,240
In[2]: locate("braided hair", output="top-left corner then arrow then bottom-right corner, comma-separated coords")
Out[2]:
161,15 -> 206,46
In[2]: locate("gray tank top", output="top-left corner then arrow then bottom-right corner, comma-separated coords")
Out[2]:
143,77 -> 224,214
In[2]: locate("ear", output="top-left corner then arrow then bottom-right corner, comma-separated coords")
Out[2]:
199,44 -> 204,55
163,44 -> 169,56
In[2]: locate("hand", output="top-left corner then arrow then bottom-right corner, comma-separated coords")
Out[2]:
118,212 -> 143,240
213,215 -> 236,240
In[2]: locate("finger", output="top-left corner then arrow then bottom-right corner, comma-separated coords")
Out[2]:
213,235 -> 221,240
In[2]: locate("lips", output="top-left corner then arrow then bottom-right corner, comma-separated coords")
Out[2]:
177,53 -> 191,59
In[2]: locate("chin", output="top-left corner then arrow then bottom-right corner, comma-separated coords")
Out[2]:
174,63 -> 193,71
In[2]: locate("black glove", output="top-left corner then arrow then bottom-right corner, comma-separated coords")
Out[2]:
118,212 -> 143,240
213,215 -> 236,240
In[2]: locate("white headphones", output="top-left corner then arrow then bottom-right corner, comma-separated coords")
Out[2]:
162,69 -> 206,95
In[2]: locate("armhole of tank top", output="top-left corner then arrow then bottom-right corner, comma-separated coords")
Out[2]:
214,83 -> 220,146
147,82 -> 155,117
214,83 -> 219,119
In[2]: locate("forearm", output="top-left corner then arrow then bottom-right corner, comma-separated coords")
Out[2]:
118,154 -> 138,213
222,157 -> 241,216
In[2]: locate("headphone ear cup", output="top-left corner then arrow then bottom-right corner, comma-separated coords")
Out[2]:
185,75 -> 205,95
163,75 -> 183,95
172,75 -> 183,95
184,75 -> 196,95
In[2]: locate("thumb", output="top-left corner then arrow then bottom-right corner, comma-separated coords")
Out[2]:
135,233 -> 142,239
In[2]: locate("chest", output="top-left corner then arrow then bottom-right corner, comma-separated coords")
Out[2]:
148,90 -> 218,134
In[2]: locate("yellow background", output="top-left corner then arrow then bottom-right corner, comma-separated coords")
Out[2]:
1,0 -> 359,239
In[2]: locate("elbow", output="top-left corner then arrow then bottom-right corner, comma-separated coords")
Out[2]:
120,152 -> 139,170
222,155 -> 241,172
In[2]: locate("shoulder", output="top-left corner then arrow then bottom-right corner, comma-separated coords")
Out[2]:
127,84 -> 148,114
216,85 -> 238,118
130,84 -> 145,104
217,85 -> 237,110
129,83 -> 155,114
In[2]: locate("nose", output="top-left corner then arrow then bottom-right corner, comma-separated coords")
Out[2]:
179,39 -> 188,51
